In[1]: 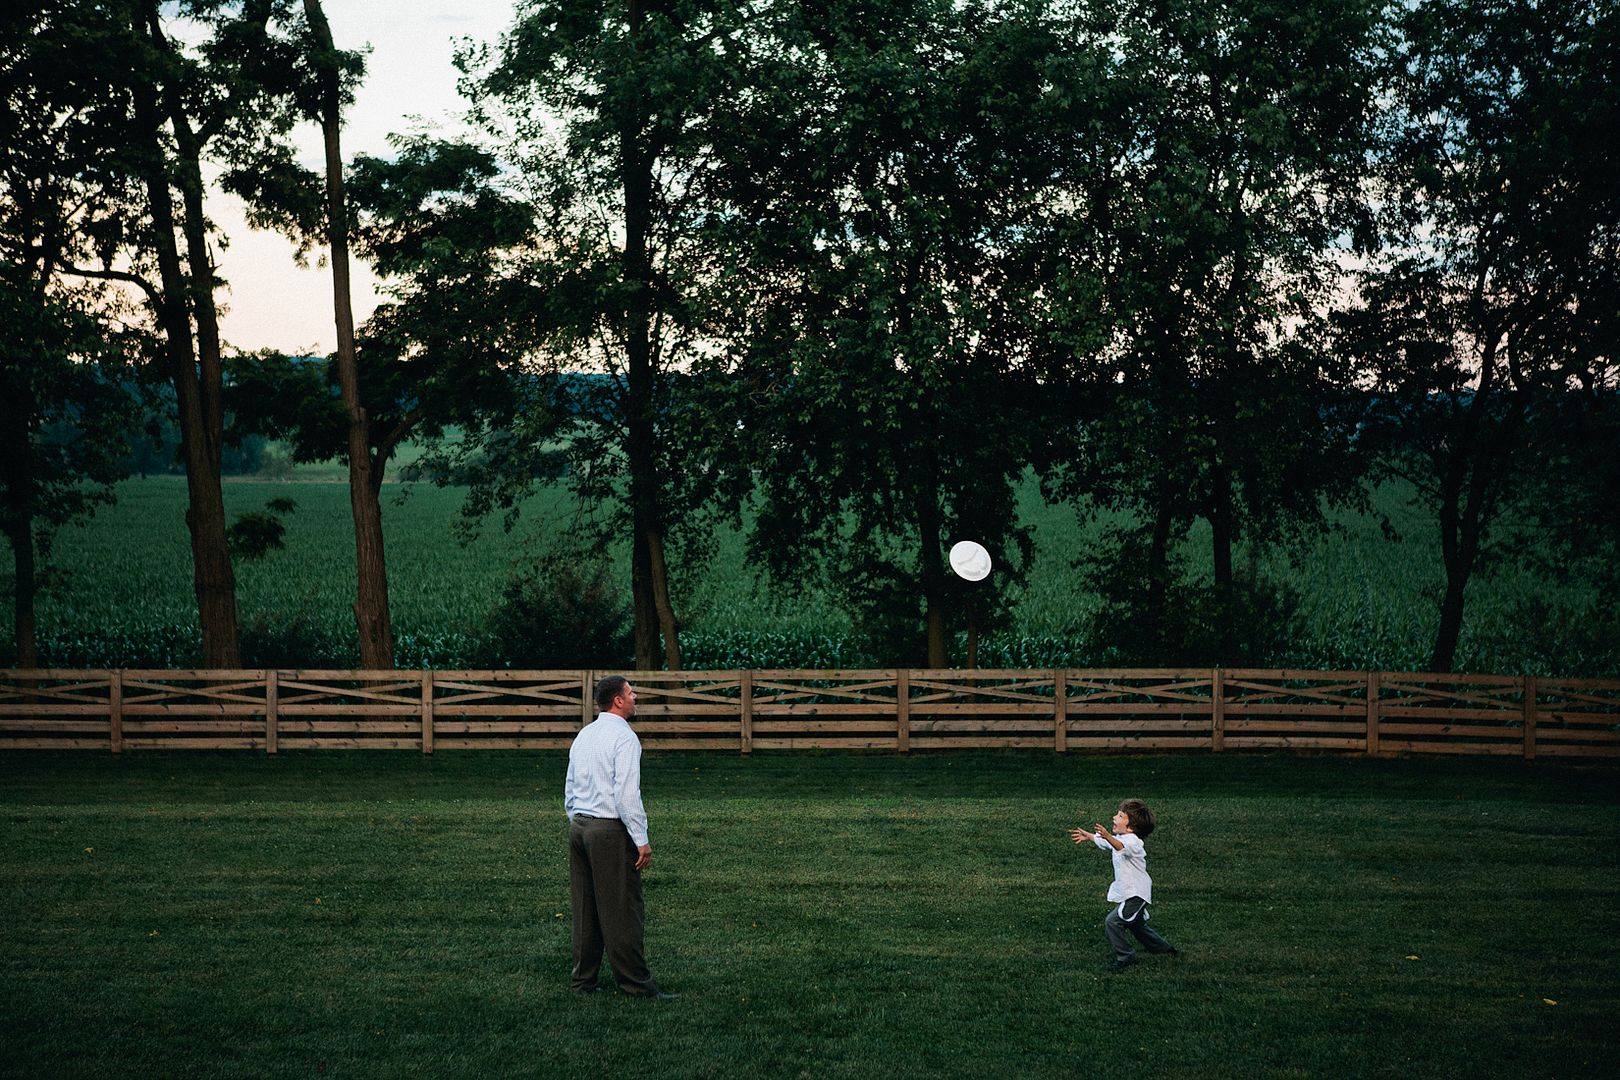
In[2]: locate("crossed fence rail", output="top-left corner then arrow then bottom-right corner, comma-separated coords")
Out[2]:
1,668 -> 1616,759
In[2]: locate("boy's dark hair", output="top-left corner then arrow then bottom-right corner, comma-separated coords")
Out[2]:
594,675 -> 630,712
1118,799 -> 1156,838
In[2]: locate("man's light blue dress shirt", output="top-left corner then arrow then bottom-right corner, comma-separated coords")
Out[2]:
564,712 -> 648,846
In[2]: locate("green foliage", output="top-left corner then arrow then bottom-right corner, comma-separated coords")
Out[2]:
463,0 -> 773,666
339,134 -> 542,452
6,0 -> 1618,679
0,618 -> 201,668
680,629 -> 866,671
2,475 -> 1614,675
1037,0 -> 1385,666
1332,0 -> 1620,671
714,0 -> 1072,664
1075,520 -> 1304,668
0,2 -> 151,662
227,498 -> 299,562
223,352 -> 348,465
214,0 -> 368,262
477,550 -> 633,670
226,511 -> 287,562
237,607 -> 347,669
0,277 -> 135,534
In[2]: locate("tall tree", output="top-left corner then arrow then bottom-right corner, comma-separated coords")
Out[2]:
37,0 -> 311,667
222,4 -> 543,669
1338,0 -> 1619,671
472,0 -> 761,669
122,0 -> 249,665
1524,391 -> 1620,671
1039,0 -> 1384,663
2,2 -> 145,666
713,0 -> 1073,665
225,134 -> 541,582
0,285 -> 137,671
290,0 -> 398,667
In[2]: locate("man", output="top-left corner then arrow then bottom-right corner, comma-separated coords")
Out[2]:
564,675 -> 675,999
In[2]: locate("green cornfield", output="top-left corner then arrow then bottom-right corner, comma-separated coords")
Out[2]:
2,470 -> 1610,674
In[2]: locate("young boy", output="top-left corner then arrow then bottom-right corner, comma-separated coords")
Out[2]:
1071,799 -> 1177,972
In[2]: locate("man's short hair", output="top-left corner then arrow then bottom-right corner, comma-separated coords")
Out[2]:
594,675 -> 630,712
1118,799 -> 1156,838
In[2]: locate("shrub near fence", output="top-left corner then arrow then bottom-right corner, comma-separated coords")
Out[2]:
1,668 -> 1617,759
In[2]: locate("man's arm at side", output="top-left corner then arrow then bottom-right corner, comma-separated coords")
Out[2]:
614,733 -> 651,869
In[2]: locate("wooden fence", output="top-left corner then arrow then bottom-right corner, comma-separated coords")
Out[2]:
1,668 -> 1617,759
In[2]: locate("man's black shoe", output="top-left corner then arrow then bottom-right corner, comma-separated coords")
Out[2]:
571,985 -> 600,995
624,987 -> 680,1000
1109,957 -> 1137,973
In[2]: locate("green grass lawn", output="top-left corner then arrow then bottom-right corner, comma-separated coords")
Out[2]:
2,751 -> 1616,1078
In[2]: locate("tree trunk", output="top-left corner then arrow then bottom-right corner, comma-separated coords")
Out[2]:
1143,493 -> 1175,656
1208,457 -> 1237,661
1146,499 -> 1173,615
1142,314 -> 1185,660
305,0 -> 394,669
1430,561 -> 1468,674
645,527 -> 683,670
1209,462 -> 1235,590
916,458 -> 948,669
631,530 -> 659,670
1429,330 -> 1513,674
0,357 -> 38,667
6,537 -> 37,668
624,288 -> 675,669
627,455 -> 680,670
1,522 -> 37,669
132,15 -> 239,666
1431,422 -> 1499,674
925,602 -> 948,670
620,0 -> 680,671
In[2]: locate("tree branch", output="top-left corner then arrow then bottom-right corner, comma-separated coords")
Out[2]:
56,262 -> 163,311
374,403 -> 427,473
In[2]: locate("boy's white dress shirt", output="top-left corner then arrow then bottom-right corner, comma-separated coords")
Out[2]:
1093,831 -> 1152,904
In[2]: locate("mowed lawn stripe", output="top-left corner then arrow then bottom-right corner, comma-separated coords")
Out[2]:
2,753 -> 1616,1079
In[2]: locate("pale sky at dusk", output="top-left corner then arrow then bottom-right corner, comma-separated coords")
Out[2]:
211,0 -> 517,355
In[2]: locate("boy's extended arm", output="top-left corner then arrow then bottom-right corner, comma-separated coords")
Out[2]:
1094,823 -> 1125,851
1070,826 -> 1095,845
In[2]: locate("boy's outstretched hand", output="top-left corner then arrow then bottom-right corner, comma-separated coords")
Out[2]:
1070,826 -> 1095,844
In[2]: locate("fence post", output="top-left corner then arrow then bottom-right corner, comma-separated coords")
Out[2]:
265,669 -> 278,755
581,671 -> 594,727
421,670 -> 434,756
1210,668 -> 1224,753
1054,669 -> 1067,753
739,669 -> 753,755
1523,675 -> 1537,762
1365,671 -> 1381,757
896,669 -> 910,753
109,670 -> 123,755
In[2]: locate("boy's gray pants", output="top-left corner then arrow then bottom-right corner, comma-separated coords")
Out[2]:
1105,897 -> 1174,960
